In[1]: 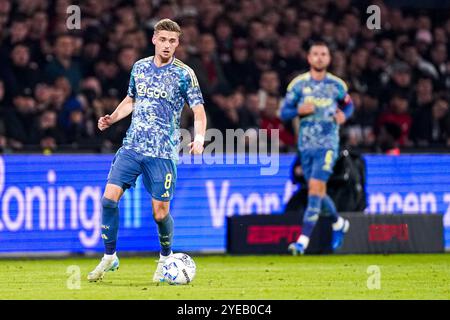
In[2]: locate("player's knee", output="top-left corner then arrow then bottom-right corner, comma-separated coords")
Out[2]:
153,202 -> 169,222
154,210 -> 169,222
308,180 -> 326,196
101,197 -> 118,208
103,184 -> 123,202
308,184 -> 321,196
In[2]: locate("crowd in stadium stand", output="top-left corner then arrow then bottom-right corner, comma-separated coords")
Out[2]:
0,0 -> 449,153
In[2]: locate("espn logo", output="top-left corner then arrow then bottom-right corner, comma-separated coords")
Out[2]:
368,224 -> 409,242
246,225 -> 301,245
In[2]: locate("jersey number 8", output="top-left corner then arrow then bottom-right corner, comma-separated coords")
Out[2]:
164,173 -> 172,189
323,150 -> 334,172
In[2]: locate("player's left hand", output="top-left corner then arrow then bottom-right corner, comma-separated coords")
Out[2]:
189,141 -> 204,155
334,109 -> 346,125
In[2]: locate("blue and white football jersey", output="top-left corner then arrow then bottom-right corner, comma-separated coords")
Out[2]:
123,56 -> 204,160
280,72 -> 353,151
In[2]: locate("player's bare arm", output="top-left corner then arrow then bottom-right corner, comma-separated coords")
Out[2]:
334,109 -> 346,125
98,96 -> 134,131
189,104 -> 207,155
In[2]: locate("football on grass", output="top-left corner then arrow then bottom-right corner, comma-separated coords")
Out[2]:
162,253 -> 196,285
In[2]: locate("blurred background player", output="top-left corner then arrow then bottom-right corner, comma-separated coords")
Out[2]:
280,41 -> 354,255
88,19 -> 207,282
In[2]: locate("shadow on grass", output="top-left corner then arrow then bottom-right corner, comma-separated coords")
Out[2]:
87,281 -> 193,288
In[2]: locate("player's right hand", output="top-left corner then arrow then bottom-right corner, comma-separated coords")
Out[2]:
98,114 -> 113,131
297,103 -> 315,116
188,141 -> 204,155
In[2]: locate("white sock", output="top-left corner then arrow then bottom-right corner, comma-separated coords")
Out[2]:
297,235 -> 310,248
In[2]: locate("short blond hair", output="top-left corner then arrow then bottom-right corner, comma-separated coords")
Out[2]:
154,19 -> 181,35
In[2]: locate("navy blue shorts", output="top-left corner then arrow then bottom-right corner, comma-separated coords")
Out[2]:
107,147 -> 177,201
300,148 -> 338,182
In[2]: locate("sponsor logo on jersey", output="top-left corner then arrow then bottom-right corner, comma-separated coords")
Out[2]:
304,96 -> 333,107
136,83 -> 168,99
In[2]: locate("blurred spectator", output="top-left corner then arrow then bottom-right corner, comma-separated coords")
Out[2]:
329,50 -> 347,80
30,109 -> 64,152
401,42 -> 439,81
411,97 -> 449,147
346,91 -> 378,147
241,92 -> 261,130
147,1 -> 177,28
260,94 -> 295,152
44,34 -> 82,93
4,88 -> 38,149
379,38 -> 397,67
94,58 -> 119,95
194,33 -> 229,96
250,41 -> 276,87
363,47 -> 389,94
209,91 -> 240,133
378,93 -> 413,147
326,0 -> 353,22
34,82 -> 53,112
80,33 -> 103,77
105,24 -> 127,53
410,77 -> 434,114
2,15 -> 30,53
0,0 -> 448,153
333,24 -> 354,52
134,0 -> 153,29
5,43 -> 40,96
430,43 -> 448,89
53,76 -> 83,130
65,109 -> 91,147
116,5 -> 139,33
223,38 -> 255,91
248,19 -> 267,47
382,62 -> 413,105
28,10 -> 50,66
214,18 -> 233,63
258,70 -> 281,105
113,46 -> 140,97
415,29 -> 433,57
296,19 -> 313,49
348,47 -> 370,93
376,122 -> 402,155
274,33 -> 308,89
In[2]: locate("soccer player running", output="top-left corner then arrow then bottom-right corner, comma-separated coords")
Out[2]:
88,19 -> 207,282
280,41 -> 354,255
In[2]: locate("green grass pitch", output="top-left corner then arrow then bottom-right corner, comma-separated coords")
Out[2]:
0,254 -> 449,300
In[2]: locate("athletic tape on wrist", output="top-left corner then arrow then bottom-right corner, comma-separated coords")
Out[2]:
194,134 -> 205,145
